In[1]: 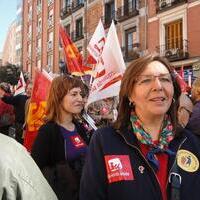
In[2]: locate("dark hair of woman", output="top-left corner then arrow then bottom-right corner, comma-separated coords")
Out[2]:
113,54 -> 181,134
45,75 -> 85,123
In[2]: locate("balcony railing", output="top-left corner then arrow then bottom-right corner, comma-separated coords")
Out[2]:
61,1 -> 84,19
71,0 -> 84,12
156,40 -> 189,61
156,0 -> 187,12
60,6 -> 72,19
71,31 -> 84,42
116,2 -> 139,22
121,43 -> 140,62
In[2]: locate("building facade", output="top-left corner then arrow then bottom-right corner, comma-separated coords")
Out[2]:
148,0 -> 200,83
2,21 -> 17,66
60,0 -> 148,65
22,0 -> 60,78
21,0 -> 200,80
15,0 -> 23,66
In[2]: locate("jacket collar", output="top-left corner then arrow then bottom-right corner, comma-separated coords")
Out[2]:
115,125 -> 140,148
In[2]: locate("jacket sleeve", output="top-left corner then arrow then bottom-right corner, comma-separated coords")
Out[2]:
187,103 -> 200,135
31,124 -> 52,170
80,131 -> 107,200
1,95 -> 19,106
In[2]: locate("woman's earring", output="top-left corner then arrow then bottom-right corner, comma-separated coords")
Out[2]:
129,101 -> 134,107
172,98 -> 175,103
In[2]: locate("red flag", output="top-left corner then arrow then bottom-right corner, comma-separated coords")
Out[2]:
23,70 -> 52,152
173,69 -> 190,93
179,66 -> 184,78
59,26 -> 84,76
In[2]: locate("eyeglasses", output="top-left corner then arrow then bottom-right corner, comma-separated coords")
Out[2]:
135,73 -> 173,86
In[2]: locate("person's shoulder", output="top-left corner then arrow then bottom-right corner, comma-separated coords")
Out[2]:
0,133 -> 25,152
193,101 -> 200,110
92,126 -> 117,141
0,134 -> 28,169
39,121 -> 58,131
180,128 -> 200,145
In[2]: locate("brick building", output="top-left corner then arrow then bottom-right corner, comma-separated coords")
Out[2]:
22,0 -> 60,78
21,0 -> 200,80
148,0 -> 200,83
60,0 -> 148,65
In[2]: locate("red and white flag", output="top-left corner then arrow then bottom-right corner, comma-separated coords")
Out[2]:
14,71 -> 26,96
173,68 -> 190,93
87,19 -> 106,64
86,21 -> 126,106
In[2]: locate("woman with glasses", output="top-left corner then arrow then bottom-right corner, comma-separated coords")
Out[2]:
80,55 -> 200,200
31,75 -> 90,200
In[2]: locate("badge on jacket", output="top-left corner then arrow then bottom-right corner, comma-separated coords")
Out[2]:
70,135 -> 86,148
104,155 -> 134,183
177,150 -> 199,172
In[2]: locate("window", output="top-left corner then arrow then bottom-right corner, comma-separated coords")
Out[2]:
65,24 -> 70,35
37,59 -> 41,69
64,0 -> 70,7
125,27 -> 137,58
105,1 -> 115,25
28,44 -> 31,58
48,9 -> 54,27
165,19 -> 183,50
48,31 -> 53,50
124,0 -> 137,13
37,0 -> 42,5
76,18 -> 83,38
78,0 -> 84,5
47,54 -> 53,70
37,38 -> 41,54
37,18 -> 42,33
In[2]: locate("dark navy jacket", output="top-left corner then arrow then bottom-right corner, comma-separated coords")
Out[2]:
187,101 -> 200,135
80,126 -> 200,200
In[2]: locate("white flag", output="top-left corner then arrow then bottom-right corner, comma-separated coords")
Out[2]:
86,21 -> 126,106
14,71 -> 26,96
87,19 -> 106,63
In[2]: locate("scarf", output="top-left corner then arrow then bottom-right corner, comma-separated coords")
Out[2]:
130,112 -> 175,171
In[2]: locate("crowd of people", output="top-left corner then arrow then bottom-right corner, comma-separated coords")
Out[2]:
0,54 -> 200,200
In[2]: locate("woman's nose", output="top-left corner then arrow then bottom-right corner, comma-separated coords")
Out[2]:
152,77 -> 163,90
77,93 -> 83,101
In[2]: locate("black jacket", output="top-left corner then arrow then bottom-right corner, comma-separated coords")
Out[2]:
2,94 -> 28,124
31,120 -> 90,169
80,126 -> 200,200
186,101 -> 200,135
31,121 -> 89,200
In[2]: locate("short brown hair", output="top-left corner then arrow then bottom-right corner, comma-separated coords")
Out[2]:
191,78 -> 200,102
45,75 -> 85,123
113,54 -> 181,134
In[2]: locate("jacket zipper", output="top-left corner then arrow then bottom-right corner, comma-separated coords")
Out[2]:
119,133 -> 163,200
165,137 -> 187,191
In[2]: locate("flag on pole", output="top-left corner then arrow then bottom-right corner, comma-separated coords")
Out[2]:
59,25 -> 84,76
86,21 -> 126,106
87,19 -> 106,64
179,66 -> 184,78
23,69 -> 52,152
173,69 -> 190,93
14,71 -> 26,96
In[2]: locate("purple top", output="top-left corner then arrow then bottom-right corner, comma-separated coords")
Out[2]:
60,126 -> 87,161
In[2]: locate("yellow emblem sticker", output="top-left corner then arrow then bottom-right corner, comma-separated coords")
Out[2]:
177,150 -> 199,172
